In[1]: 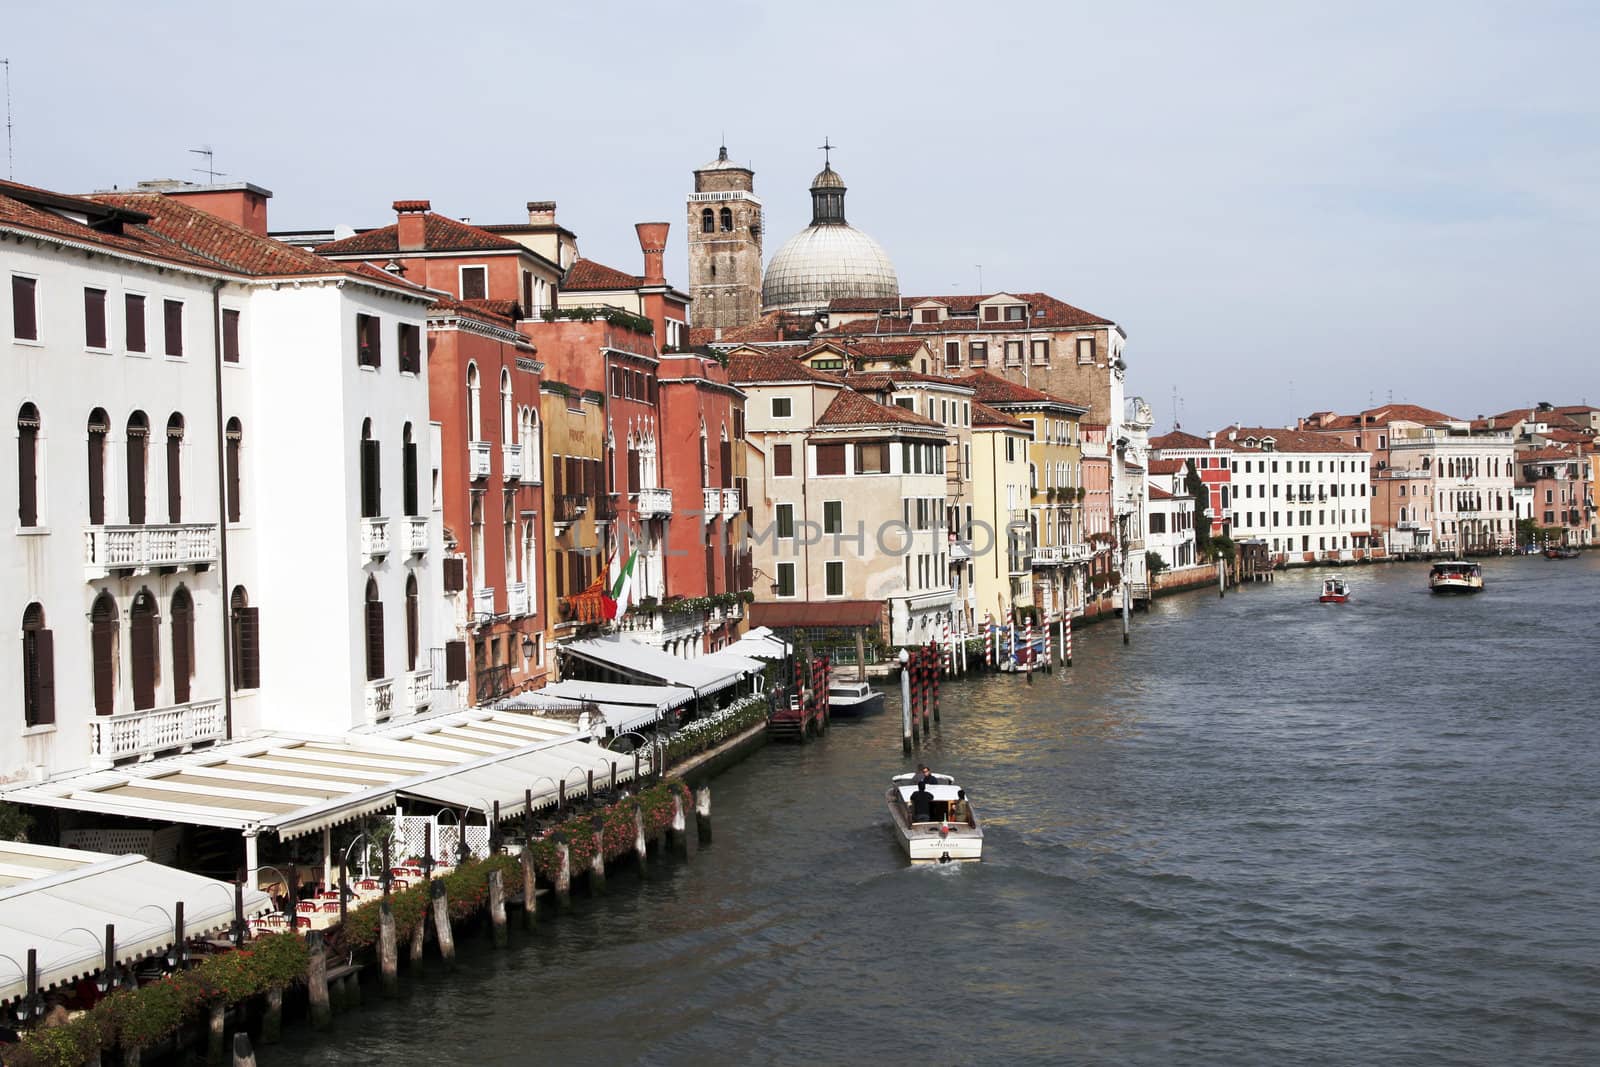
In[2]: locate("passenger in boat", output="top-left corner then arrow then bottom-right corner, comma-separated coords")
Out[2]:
948,789 -> 968,824
910,782 -> 933,823
914,764 -> 934,788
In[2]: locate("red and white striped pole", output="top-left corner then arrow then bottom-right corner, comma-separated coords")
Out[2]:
1064,613 -> 1073,667
1044,611 -> 1053,674
984,613 -> 994,669
1007,604 -> 1016,669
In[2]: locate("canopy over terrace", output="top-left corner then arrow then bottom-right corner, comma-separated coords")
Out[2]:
0,841 -> 272,1006
0,708 -> 635,886
497,680 -> 697,735
728,626 -> 792,661
561,635 -> 762,696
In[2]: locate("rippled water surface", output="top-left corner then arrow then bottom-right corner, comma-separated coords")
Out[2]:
269,558 -> 1600,1065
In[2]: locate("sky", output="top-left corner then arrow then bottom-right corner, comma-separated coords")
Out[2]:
7,1 -> 1596,432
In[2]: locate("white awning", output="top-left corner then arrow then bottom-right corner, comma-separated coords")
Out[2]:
0,841 -> 272,1005
500,680 -> 697,735
729,627 -> 791,660
561,635 -> 755,696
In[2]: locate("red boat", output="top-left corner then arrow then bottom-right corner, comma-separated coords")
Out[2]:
1319,576 -> 1351,603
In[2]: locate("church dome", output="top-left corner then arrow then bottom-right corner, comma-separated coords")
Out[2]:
761,161 -> 898,314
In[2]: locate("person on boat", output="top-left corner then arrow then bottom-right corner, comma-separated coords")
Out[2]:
914,764 -> 934,788
948,789 -> 968,824
910,781 -> 933,823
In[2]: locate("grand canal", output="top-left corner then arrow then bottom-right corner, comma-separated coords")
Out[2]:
268,557 -> 1600,1065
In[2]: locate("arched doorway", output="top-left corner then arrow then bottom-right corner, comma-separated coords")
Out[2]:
90,591 -> 119,716
129,588 -> 160,710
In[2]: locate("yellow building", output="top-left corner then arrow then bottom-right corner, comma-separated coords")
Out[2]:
968,401 -> 1033,629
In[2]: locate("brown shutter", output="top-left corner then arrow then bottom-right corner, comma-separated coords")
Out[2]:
163,299 -> 183,357
720,440 -> 733,487
445,640 -> 468,683
234,607 -> 260,689
774,444 -> 792,477
34,628 -> 56,725
88,429 -> 106,525
17,423 -> 37,528
406,589 -> 419,670
705,542 -> 716,593
365,599 -> 385,680
124,294 -> 146,352
360,439 -> 381,517
628,448 -> 640,493
166,432 -> 182,523
84,288 -> 107,349
130,608 -> 157,711
11,276 -> 37,340
403,442 -> 419,517
226,435 -> 241,523
443,557 -> 465,592
92,617 -> 116,715
127,430 -> 147,525
222,309 -> 240,363
171,604 -> 192,705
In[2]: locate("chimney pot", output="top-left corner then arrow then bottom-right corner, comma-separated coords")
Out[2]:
636,222 -> 669,286
527,201 -> 557,225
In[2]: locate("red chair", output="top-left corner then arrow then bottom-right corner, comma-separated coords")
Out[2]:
295,901 -> 317,914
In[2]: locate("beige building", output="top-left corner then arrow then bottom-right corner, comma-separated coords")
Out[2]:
968,402 -> 1034,629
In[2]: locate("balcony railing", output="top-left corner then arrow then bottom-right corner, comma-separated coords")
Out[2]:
507,581 -> 529,617
404,515 -> 429,555
702,487 -> 720,521
474,586 -> 496,618
1031,545 -> 1065,565
88,699 -> 225,767
949,539 -> 973,561
468,441 -> 493,480
83,523 -> 218,579
364,678 -> 394,725
361,516 -> 390,560
638,486 -> 674,518
554,494 -> 587,525
502,443 -> 523,482
407,669 -> 432,714
721,487 -> 741,518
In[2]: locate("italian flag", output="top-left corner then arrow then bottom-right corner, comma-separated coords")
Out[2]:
604,536 -> 638,621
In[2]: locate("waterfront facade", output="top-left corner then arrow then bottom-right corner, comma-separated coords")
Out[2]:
1212,427 -> 1374,563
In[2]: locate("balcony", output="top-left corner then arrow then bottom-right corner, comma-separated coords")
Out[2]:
594,493 -> 618,523
407,669 -> 432,715
83,523 -> 218,579
360,516 -> 390,560
702,487 -> 720,521
1031,545 -> 1064,565
507,581 -> 529,617
721,487 -> 741,519
638,486 -> 674,518
502,443 -> 524,482
364,678 -> 395,725
468,440 -> 493,480
88,699 -> 225,768
473,586 -> 496,618
404,515 -> 429,555
554,494 -> 587,528
949,539 -> 973,561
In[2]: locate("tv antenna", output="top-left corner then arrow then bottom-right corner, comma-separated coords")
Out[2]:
3,58 -> 13,180
976,264 -> 984,293
189,145 -> 226,183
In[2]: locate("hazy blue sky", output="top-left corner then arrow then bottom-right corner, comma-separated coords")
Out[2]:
9,1 -> 1596,431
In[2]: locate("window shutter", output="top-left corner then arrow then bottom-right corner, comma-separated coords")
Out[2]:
774,445 -> 792,477
705,542 -> 716,592
445,640 -> 468,683
130,610 -> 157,711
234,607 -> 261,689
360,439 -> 381,518
628,449 -> 640,493
226,436 -> 241,523
365,600 -> 385,680
84,288 -> 107,349
11,276 -> 37,340
17,424 -> 37,528
92,619 -> 116,715
222,309 -> 241,363
88,430 -> 106,525
127,431 -> 147,525
406,592 -> 419,670
403,442 -> 419,517
443,557 -> 465,592
34,628 -> 56,725
163,299 -> 183,357
720,440 -> 733,487
166,432 -> 182,523
124,294 -> 146,352
171,607 -> 192,705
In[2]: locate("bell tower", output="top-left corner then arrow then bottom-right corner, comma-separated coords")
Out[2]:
687,145 -> 764,332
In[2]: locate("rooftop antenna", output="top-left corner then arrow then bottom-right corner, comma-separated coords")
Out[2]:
2,58 -> 13,180
1171,385 -> 1180,430
188,145 -> 226,184
976,264 -> 983,293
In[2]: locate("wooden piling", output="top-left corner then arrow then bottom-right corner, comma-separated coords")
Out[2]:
430,879 -> 456,962
125,1047 -> 142,1067
377,901 -> 399,996
589,822 -> 607,893
232,1033 -> 257,1067
554,839 -> 572,910
488,868 -> 508,948
407,900 -> 427,967
633,805 -> 648,876
261,987 -> 283,1044
695,786 -> 712,845
671,791 -> 689,857
207,999 -> 226,1064
520,849 -> 538,930
306,931 -> 332,1030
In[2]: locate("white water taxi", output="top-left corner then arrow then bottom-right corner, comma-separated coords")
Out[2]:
1429,560 -> 1484,594
886,772 -> 983,863
827,679 -> 884,717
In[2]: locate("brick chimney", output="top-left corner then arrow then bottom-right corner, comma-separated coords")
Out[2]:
636,222 -> 669,286
527,201 -> 557,226
140,180 -> 272,235
394,200 -> 430,251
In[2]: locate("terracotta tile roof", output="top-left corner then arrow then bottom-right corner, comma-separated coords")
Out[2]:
563,257 -> 643,291
0,181 -> 220,269
428,292 -> 530,333
1216,426 -> 1368,453
1148,485 -> 1175,501
971,400 -> 1027,430
728,350 -> 842,385
93,192 -> 346,276
1147,459 -> 1185,475
464,297 -> 521,319
844,369 -> 974,391
957,369 -> 1087,411
1149,430 -> 1211,451
314,213 -> 524,256
823,292 -> 1114,331
1518,445 -> 1578,462
817,389 -> 942,429
1304,403 -> 1460,430
838,338 -> 926,359
690,311 -> 819,348
340,260 -> 435,293
1535,428 -> 1594,446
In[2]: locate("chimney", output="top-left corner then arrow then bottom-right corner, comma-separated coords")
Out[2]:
636,222 -> 669,286
527,201 -> 557,226
142,180 -> 273,235
394,200 -> 430,252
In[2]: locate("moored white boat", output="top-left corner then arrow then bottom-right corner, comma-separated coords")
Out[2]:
1429,560 -> 1483,594
827,679 -> 884,717
1319,576 -> 1351,603
886,772 -> 983,863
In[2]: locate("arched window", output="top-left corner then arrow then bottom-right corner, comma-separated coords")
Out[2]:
701,208 -> 714,234
360,418 -> 381,519
467,363 -> 482,441
523,408 -> 541,483
627,433 -> 640,493
170,587 -> 194,705
126,411 -> 149,525
719,207 -> 733,232
165,413 -> 184,523
21,603 -> 54,727
402,423 -> 419,518
16,403 -> 40,528
230,586 -> 259,690
699,424 -> 709,488
405,573 -> 419,671
500,368 -> 513,444
224,417 -> 243,523
364,577 -> 385,681
87,409 -> 108,525
719,426 -> 732,489
129,588 -> 160,711
91,591 -> 118,715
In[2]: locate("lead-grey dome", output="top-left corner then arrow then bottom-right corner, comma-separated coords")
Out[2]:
761,162 -> 898,314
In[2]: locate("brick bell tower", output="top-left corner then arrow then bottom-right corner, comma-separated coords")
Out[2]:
687,145 -> 764,332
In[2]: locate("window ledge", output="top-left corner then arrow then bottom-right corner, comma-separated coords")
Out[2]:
21,723 -> 56,738
86,347 -> 114,356
11,338 -> 44,348
15,526 -> 50,537
126,350 -> 152,359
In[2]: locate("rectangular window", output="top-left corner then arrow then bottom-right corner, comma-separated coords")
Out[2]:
773,443 -> 793,477
825,560 -> 844,596
919,309 -> 937,324
84,288 -> 108,349
944,340 -> 960,367
983,306 -> 999,321
1030,338 -> 1049,365
776,561 -> 796,597
771,396 -> 792,418
163,299 -> 184,356
11,276 -> 37,340
776,503 -> 795,539
461,266 -> 488,301
357,313 -> 381,367
125,294 -> 146,353
1005,340 -> 1023,366
222,308 -> 241,363
1077,337 -> 1095,364
969,341 -> 987,366
823,500 -> 842,534
398,322 -> 421,374
816,444 -> 846,476
1005,305 -> 1025,321
856,442 -> 888,473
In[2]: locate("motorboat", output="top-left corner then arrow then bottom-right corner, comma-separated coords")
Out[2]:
1319,576 -> 1351,603
827,679 -> 884,717
886,772 -> 983,863
1545,546 -> 1580,560
1429,560 -> 1484,594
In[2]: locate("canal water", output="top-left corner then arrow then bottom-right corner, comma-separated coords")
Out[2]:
268,557 -> 1600,1065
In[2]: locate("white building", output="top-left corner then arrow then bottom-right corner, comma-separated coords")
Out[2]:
3,179 -> 442,784
1214,426 -> 1373,563
1145,460 -> 1198,571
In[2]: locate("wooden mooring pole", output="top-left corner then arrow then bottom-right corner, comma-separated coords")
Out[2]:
430,879 -> 456,962
590,817 -> 607,893
232,1033 -> 257,1067
378,901 -> 398,996
488,868 -> 508,948
696,786 -> 712,845
306,931 -> 332,1030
